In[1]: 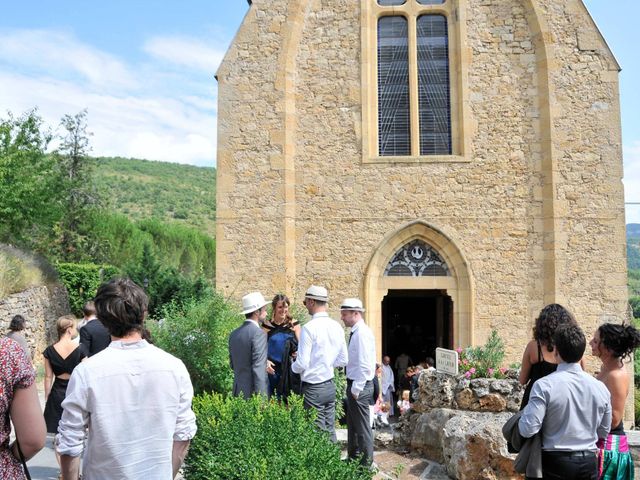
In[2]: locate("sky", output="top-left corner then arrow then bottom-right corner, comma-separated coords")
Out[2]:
0,1 -> 638,222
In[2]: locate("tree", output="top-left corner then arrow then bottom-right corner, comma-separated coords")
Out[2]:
53,110 -> 100,259
0,110 -> 62,247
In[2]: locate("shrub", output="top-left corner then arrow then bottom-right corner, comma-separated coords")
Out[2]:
184,393 -> 372,480
149,291 -> 239,395
456,330 -> 506,379
56,262 -> 120,315
0,246 -> 45,298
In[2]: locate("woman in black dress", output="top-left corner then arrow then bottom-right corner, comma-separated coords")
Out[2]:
43,315 -> 87,469
519,303 -> 578,410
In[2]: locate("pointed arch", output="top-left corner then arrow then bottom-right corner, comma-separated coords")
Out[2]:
363,220 -> 474,356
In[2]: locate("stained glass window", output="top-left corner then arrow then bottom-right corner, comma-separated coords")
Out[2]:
378,16 -> 411,156
378,0 -> 407,5
384,240 -> 450,276
417,0 -> 446,4
417,15 -> 451,155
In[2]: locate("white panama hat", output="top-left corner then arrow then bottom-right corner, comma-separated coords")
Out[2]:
304,285 -> 329,302
340,298 -> 365,312
241,292 -> 269,315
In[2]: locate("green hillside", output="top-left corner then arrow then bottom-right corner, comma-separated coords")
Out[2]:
93,157 -> 216,236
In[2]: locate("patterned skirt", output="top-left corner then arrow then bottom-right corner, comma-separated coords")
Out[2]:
597,434 -> 634,480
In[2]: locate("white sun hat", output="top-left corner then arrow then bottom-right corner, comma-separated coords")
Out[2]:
241,292 -> 269,315
304,285 -> 329,302
340,298 -> 365,312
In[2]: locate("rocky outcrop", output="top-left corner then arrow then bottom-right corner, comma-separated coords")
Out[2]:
398,408 -> 520,480
397,370 -> 524,479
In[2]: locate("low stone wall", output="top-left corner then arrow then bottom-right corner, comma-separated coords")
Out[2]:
396,370 -> 524,479
413,370 -> 524,413
0,285 -> 70,362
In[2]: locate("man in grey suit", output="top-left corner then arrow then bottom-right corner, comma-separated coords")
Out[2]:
229,292 -> 269,399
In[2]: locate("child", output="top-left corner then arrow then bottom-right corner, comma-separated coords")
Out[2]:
397,389 -> 411,415
374,399 -> 390,427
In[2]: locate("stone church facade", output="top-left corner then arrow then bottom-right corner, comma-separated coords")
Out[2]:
216,0 -> 627,371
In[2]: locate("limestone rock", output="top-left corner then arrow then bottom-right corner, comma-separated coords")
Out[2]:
479,393 -> 507,412
441,412 -> 519,480
408,409 -> 456,462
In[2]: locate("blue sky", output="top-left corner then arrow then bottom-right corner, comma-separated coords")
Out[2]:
1,1 -> 638,222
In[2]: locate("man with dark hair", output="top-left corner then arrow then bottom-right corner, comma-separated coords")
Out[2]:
79,299 -> 110,355
57,278 -> 197,480
292,285 -> 348,442
519,324 -> 611,479
6,314 -> 30,358
229,291 -> 269,399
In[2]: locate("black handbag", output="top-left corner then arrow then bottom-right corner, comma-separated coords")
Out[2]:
16,440 -> 32,480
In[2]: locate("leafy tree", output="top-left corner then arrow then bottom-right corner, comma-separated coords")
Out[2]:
53,110 -> 101,259
0,110 -> 62,247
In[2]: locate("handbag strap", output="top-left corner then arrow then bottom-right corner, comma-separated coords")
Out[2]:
15,440 -> 32,480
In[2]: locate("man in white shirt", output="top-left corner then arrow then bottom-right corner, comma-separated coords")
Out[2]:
58,278 -> 197,480
381,355 -> 395,417
292,285 -> 348,442
341,298 -> 376,466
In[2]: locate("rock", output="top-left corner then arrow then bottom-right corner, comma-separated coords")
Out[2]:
479,393 -> 507,412
441,411 -> 519,480
455,388 -> 476,410
415,371 -> 457,412
408,409 -> 456,462
374,430 -> 394,447
490,379 -> 513,395
470,378 -> 490,397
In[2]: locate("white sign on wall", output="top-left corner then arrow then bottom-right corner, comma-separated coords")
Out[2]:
436,347 -> 459,375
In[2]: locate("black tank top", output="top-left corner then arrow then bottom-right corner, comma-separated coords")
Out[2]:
520,341 -> 557,410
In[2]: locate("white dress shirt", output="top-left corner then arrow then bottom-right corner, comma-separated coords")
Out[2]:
346,319 -> 376,397
57,340 -> 197,479
291,312 -> 348,384
519,362 -> 611,451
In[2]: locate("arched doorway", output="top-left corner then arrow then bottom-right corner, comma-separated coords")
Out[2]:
363,221 -> 473,361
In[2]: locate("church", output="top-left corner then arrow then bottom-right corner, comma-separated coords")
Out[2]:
215,0 -> 627,366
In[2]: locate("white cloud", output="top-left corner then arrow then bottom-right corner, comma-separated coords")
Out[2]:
624,142 -> 640,223
0,29 -> 137,90
0,29 -> 219,166
143,35 -> 225,73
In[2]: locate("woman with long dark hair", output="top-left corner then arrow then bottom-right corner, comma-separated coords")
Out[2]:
519,304 -> 578,410
590,322 -> 640,479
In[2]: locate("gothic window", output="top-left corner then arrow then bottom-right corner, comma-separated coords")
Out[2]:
384,240 -> 450,276
364,0 -> 463,162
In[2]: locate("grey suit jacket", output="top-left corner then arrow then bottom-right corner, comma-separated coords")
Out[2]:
229,320 -> 268,399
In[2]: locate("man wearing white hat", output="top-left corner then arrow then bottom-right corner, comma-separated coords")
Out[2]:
229,292 -> 269,399
292,285 -> 348,442
341,298 -> 376,466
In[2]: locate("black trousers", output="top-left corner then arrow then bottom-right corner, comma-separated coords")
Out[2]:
541,451 -> 597,480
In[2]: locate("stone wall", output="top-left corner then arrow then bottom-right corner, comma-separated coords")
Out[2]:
216,0 -> 627,377
414,370 -> 523,413
0,285 -> 70,362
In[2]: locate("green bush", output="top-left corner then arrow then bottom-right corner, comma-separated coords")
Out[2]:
456,330 -> 506,379
56,262 -> 120,315
185,393 -> 372,480
149,291 -> 239,395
